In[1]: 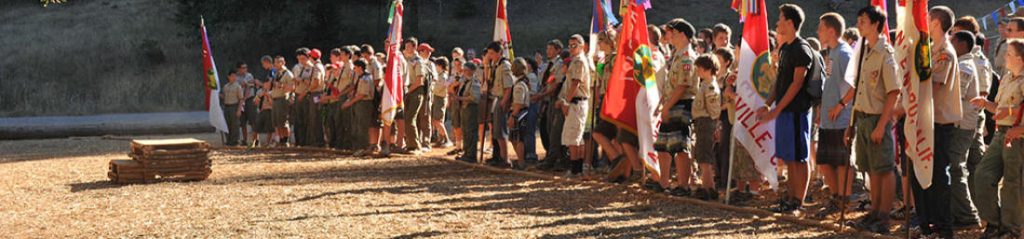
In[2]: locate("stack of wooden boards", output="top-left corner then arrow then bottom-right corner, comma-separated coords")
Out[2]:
108,138 -> 212,184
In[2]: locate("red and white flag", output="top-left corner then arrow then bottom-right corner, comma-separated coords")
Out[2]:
493,0 -> 513,58
381,0 -> 405,126
601,1 -> 661,178
731,0 -> 778,189
200,17 -> 228,133
896,0 -> 935,189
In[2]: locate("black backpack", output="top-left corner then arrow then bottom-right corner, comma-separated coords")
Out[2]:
804,41 -> 826,106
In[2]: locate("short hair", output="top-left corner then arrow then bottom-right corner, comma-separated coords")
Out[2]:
976,32 -> 987,47
694,54 -> 720,76
806,37 -> 821,51
274,55 -> 286,62
929,6 -> 955,33
597,29 -> 617,51
352,59 -> 367,70
858,6 -> 887,33
547,39 -> 564,50
952,31 -> 976,50
953,16 -> 980,34
330,48 -> 343,57
260,55 -> 273,63
227,69 -> 238,76
1010,17 -> 1024,31
712,23 -> 732,38
712,48 -> 734,65
339,47 -> 354,57
699,28 -> 713,39
819,12 -> 845,37
432,56 -> 449,70
569,34 -> 586,44
360,44 -> 375,55
779,4 -> 805,32
665,18 -> 696,39
1007,39 -> 1024,63
463,62 -> 478,71
648,24 -> 663,45
403,37 -> 418,46
485,41 -> 503,54
511,57 -> 529,77
452,47 -> 464,56
843,28 -> 861,43
295,47 -> 311,57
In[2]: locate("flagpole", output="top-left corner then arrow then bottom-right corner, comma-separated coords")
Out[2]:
724,133 -> 736,204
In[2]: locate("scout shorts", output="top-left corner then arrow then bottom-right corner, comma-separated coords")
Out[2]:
693,117 -> 717,165
561,101 -> 588,146
854,113 -> 896,174
271,97 -> 289,128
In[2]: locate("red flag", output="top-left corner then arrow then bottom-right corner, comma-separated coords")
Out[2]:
601,2 -> 661,178
733,0 -> 778,189
199,17 -> 228,133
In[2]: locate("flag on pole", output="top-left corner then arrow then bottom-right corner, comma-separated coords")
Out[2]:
896,0 -> 935,189
493,0 -> 514,58
589,0 -> 619,59
601,1 -> 661,179
200,17 -> 228,133
381,0 -> 405,126
731,0 -> 778,189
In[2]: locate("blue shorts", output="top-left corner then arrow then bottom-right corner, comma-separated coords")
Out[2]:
775,111 -> 811,163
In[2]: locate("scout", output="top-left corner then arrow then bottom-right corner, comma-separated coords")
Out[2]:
536,40 -> 569,171
291,48 -> 313,146
222,69 -> 245,146
592,29 -> 625,176
971,37 -> 1024,239
271,56 -> 294,147
360,44 -> 385,153
691,55 -> 723,201
321,52 -> 341,149
254,80 -> 274,147
849,6 -> 900,233
447,56 -> 466,156
343,59 -> 374,157
305,49 -> 326,147
950,30 -> 983,229
401,38 -> 428,154
508,58 -> 531,170
236,63 -> 258,147
457,62 -> 482,163
430,55 -> 453,148
336,47 -> 358,150
813,12 -> 855,219
656,18 -> 698,195
417,43 -> 436,149
483,41 -> 515,167
558,34 -> 593,177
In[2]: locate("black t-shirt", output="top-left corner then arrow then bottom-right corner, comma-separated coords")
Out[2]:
774,37 -> 814,112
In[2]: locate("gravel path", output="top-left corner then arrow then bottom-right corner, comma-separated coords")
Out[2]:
0,133 -> 859,238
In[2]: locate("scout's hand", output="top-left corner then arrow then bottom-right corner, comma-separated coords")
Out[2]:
236,110 -> 242,117
844,127 -> 854,146
713,129 -> 720,143
507,118 -> 515,128
756,107 -> 777,123
994,108 -> 1010,121
342,100 -> 353,109
969,97 -> 989,108
1005,127 -> 1024,146
870,125 -> 885,144
828,105 -> 844,121
661,108 -> 671,122
560,103 -> 569,116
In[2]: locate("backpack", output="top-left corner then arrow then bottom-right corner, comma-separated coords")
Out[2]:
804,40 -> 826,106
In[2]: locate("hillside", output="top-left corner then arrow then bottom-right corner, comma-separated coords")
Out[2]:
0,0 -> 1009,117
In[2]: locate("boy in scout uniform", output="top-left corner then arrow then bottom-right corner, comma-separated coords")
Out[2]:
417,44 -> 437,149
907,6 -> 961,238
483,41 -> 515,167
691,55 -> 723,201
400,39 -> 428,154
271,56 -> 294,147
305,49 -> 326,147
657,19 -> 698,195
431,56 -> 453,148
336,47 -> 358,150
343,59 -> 374,157
950,30 -> 983,229
971,38 -> 1024,239
457,62 -> 482,163
321,50 -> 342,149
291,48 -> 314,146
849,6 -> 900,233
509,58 -> 531,170
361,44 -> 385,153
235,63 -> 258,146
222,69 -> 245,146
447,57 -> 466,155
536,40 -> 569,171
558,35 -> 593,176
255,80 -> 274,147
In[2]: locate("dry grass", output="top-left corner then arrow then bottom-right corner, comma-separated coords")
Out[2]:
0,133 -> 854,238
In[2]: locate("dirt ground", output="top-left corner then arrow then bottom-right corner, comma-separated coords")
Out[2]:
0,133 -> 870,238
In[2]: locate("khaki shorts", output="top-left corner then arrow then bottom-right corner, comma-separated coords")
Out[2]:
271,97 -> 289,128
561,101 -> 588,146
431,96 -> 447,120
854,113 -> 896,174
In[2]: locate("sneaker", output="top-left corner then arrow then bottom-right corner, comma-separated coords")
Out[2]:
813,196 -> 840,219
706,188 -> 720,201
980,225 -> 1006,239
582,164 -> 594,176
380,144 -> 392,157
352,149 -> 367,157
669,187 -> 691,197
440,142 -> 454,148
512,160 -> 528,170
869,219 -> 891,234
457,156 -> 476,163
850,212 -> 878,231
486,158 -> 511,168
446,148 -> 463,156
770,198 -> 798,213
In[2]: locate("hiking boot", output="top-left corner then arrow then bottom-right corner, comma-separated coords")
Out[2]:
669,187 -> 691,197
380,144 -> 392,157
980,225 -> 1006,239
446,148 -> 463,156
512,160 -> 528,170
770,198 -> 798,213
869,219 -> 891,235
850,212 -> 878,231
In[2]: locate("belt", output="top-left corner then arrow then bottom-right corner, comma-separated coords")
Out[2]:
997,125 -> 1013,132
224,103 -> 239,107
570,97 -> 588,104
854,111 -> 880,118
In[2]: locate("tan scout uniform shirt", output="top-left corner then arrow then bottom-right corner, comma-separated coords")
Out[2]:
461,77 -> 482,107
956,54 -> 982,130
512,77 -> 530,107
853,40 -> 901,115
310,62 -> 325,93
356,73 -> 375,100
292,64 -> 314,95
409,56 -> 431,92
692,77 -> 722,120
490,59 -> 514,97
665,47 -> 697,103
322,70 -> 341,104
931,41 -> 962,124
223,81 -> 244,105
994,72 -> 1024,126
561,53 -> 594,102
433,72 -> 450,97
972,46 -> 993,94
271,68 -> 294,99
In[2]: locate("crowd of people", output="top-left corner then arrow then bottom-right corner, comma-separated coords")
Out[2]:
216,4 -> 1023,238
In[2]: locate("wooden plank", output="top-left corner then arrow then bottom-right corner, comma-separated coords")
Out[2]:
131,138 -> 209,154
130,148 -> 209,157
132,154 -> 210,162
